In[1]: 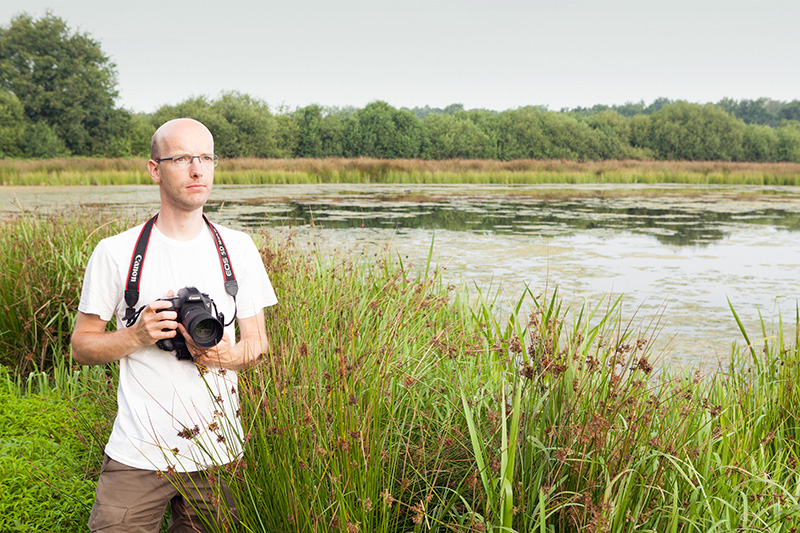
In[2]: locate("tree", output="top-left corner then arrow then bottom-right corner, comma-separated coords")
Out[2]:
646,102 -> 745,161
293,104 -> 347,158
488,107 -> 549,160
717,98 -> 778,126
0,89 -> 26,157
644,98 -> 672,114
742,124 -> 778,161
212,92 -> 279,157
345,101 -> 424,158
273,110 -> 300,158
421,113 -> 491,159
20,120 -> 69,158
776,121 -> 800,162
584,111 -> 633,159
0,12 -> 122,156
778,101 -> 800,122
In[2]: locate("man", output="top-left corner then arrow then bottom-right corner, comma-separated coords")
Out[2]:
71,118 -> 277,532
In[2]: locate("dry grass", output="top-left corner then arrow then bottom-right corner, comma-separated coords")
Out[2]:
2,157 -> 800,181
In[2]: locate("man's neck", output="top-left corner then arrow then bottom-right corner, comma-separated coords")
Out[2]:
154,208 -> 205,241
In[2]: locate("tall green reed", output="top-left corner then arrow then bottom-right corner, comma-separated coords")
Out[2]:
0,212 -> 128,373
464,291 -> 800,532
161,231 -> 800,533
212,234 -> 493,532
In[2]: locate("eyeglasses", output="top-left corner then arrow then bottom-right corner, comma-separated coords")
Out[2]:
155,154 -> 219,168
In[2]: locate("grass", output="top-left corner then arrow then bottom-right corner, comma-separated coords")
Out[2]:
0,357 -> 115,532
1,213 -> 799,532
2,158 -> 800,186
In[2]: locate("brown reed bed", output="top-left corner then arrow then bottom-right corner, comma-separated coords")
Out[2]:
223,158 -> 800,176
2,157 -> 799,184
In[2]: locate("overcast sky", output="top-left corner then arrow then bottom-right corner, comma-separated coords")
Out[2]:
1,0 -> 798,114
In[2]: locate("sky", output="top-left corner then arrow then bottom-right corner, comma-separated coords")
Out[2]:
1,0 -> 798,114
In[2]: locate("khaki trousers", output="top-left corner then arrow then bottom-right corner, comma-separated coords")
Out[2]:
88,455 -> 237,532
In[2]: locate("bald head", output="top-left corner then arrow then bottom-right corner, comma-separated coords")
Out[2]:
150,118 -> 214,160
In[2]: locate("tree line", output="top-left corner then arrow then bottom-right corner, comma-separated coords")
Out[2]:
2,12 -> 799,162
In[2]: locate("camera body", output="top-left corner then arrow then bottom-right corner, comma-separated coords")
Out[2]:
156,286 -> 225,361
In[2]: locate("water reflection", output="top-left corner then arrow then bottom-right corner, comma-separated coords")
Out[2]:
211,193 -> 800,247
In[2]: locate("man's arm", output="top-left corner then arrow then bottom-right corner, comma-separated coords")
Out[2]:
70,301 -> 179,366
192,310 -> 268,371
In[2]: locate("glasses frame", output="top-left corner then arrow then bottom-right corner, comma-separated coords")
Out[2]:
155,154 -> 219,168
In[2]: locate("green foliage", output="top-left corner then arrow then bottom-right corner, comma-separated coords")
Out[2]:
0,364 -> 112,532
716,98 -> 800,127
346,101 -> 425,158
485,107 -> 603,160
293,104 -> 347,158
214,91 -> 280,157
405,103 -> 465,119
19,121 -> 70,158
422,113 -> 492,159
0,12 -> 122,156
778,101 -> 800,122
742,124 -> 779,162
117,112 -> 156,158
776,121 -> 800,162
273,110 -> 300,158
647,101 -> 746,160
488,107 -> 549,160
0,89 -> 25,157
584,110 -> 637,159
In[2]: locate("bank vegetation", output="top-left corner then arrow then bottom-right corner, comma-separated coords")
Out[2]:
1,213 -> 799,532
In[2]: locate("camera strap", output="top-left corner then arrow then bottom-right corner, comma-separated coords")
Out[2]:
123,214 -> 239,327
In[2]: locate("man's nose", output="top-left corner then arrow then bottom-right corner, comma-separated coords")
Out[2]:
189,157 -> 204,174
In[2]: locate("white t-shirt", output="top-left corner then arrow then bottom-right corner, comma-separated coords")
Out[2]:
78,219 -> 277,472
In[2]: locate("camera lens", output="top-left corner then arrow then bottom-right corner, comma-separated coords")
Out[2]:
192,318 -> 221,346
181,307 -> 224,348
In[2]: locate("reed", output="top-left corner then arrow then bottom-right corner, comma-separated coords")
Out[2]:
0,212 -> 129,373
2,158 -> 799,186
173,232 -> 800,532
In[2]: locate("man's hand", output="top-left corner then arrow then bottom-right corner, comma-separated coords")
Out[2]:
185,311 -> 268,371
132,299 -> 179,346
71,299 -> 179,366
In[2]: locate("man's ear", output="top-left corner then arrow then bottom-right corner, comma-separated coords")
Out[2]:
147,159 -> 161,185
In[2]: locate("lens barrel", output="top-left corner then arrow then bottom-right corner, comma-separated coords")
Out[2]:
180,305 -> 224,348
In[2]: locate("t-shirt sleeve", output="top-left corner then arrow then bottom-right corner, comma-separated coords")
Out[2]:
78,239 -> 124,323
235,234 -> 277,319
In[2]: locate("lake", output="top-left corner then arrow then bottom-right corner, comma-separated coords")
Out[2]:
4,183 -> 800,371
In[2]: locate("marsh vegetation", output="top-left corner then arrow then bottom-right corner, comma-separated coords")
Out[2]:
3,158 -> 800,186
1,213 -> 799,532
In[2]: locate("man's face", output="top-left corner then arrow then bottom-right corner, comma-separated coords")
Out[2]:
148,121 -> 215,213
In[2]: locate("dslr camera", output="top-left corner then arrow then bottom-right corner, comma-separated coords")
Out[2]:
156,286 -> 225,361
